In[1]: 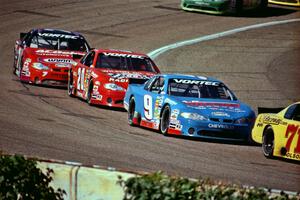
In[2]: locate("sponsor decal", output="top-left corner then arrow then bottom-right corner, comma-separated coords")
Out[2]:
21,58 -> 31,76
208,123 -> 235,129
256,123 -> 264,127
170,109 -> 180,120
108,72 -> 150,80
36,49 -> 84,56
285,152 -> 300,160
103,52 -> 144,59
55,63 -> 71,68
165,98 -> 177,105
91,71 -> 98,79
92,94 -> 102,100
109,78 -> 128,83
43,58 -> 73,63
153,96 -> 164,119
262,116 -> 287,125
173,79 -> 219,86
211,112 -> 230,117
183,101 -> 240,108
38,32 -> 78,39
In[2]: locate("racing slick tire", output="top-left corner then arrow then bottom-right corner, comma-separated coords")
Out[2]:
160,105 -> 171,136
128,97 -> 137,126
262,126 -> 274,158
68,70 -> 75,97
87,81 -> 93,105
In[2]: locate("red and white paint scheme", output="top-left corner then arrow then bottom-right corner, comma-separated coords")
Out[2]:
68,49 -> 160,108
14,29 -> 90,86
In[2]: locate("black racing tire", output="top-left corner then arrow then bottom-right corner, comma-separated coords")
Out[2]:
160,105 -> 170,136
13,52 -> 17,75
87,81 -> 93,105
128,97 -> 136,126
262,126 -> 274,158
68,70 -> 75,97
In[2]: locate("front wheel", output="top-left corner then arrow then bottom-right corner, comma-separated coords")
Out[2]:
262,127 -> 274,158
128,97 -> 136,126
160,105 -> 170,136
68,70 -> 75,97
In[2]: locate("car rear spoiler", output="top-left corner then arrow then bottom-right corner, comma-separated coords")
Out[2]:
257,107 -> 285,114
128,78 -> 148,85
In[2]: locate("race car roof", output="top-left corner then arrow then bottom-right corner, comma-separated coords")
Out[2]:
94,49 -> 149,57
32,28 -> 84,37
161,74 -> 221,82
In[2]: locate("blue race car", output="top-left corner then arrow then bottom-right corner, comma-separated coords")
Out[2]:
124,74 -> 255,142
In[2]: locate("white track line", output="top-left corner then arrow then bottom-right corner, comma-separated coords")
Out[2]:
147,18 -> 300,59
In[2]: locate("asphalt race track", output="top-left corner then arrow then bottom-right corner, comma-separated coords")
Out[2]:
0,0 -> 299,192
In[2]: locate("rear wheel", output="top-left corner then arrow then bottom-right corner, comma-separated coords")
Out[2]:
262,126 -> 274,158
87,81 -> 93,105
160,105 -> 170,136
128,97 -> 136,126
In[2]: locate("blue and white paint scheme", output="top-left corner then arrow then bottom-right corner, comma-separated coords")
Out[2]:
124,74 -> 255,142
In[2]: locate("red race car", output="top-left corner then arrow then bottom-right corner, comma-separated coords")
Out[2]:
14,28 -> 90,86
68,49 -> 160,108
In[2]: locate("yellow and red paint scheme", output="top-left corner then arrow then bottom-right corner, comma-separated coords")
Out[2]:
252,102 -> 300,161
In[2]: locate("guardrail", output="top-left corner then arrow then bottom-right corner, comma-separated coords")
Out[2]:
37,160 -> 135,200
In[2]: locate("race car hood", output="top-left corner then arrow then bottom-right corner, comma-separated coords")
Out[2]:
174,97 -> 254,120
94,69 -> 157,89
27,48 -> 85,69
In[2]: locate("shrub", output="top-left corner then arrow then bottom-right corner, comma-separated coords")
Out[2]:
0,154 -> 65,200
118,171 -> 299,200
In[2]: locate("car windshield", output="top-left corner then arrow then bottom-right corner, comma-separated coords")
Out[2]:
168,78 -> 236,100
95,53 -> 157,73
30,33 -> 88,52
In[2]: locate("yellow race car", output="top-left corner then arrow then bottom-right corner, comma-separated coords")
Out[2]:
252,102 -> 300,161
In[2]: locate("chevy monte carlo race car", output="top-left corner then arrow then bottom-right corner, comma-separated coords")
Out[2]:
181,0 -> 268,15
14,28 -> 90,86
252,102 -> 300,161
124,74 -> 255,142
68,49 -> 160,108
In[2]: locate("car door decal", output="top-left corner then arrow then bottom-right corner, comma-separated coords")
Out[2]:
285,124 -> 300,154
144,95 -> 153,120
77,67 -> 85,91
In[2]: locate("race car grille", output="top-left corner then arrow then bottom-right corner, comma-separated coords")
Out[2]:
198,130 -> 244,140
187,5 -> 218,11
52,74 -> 68,79
210,118 -> 233,123
52,69 -> 69,73
115,100 -> 123,105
